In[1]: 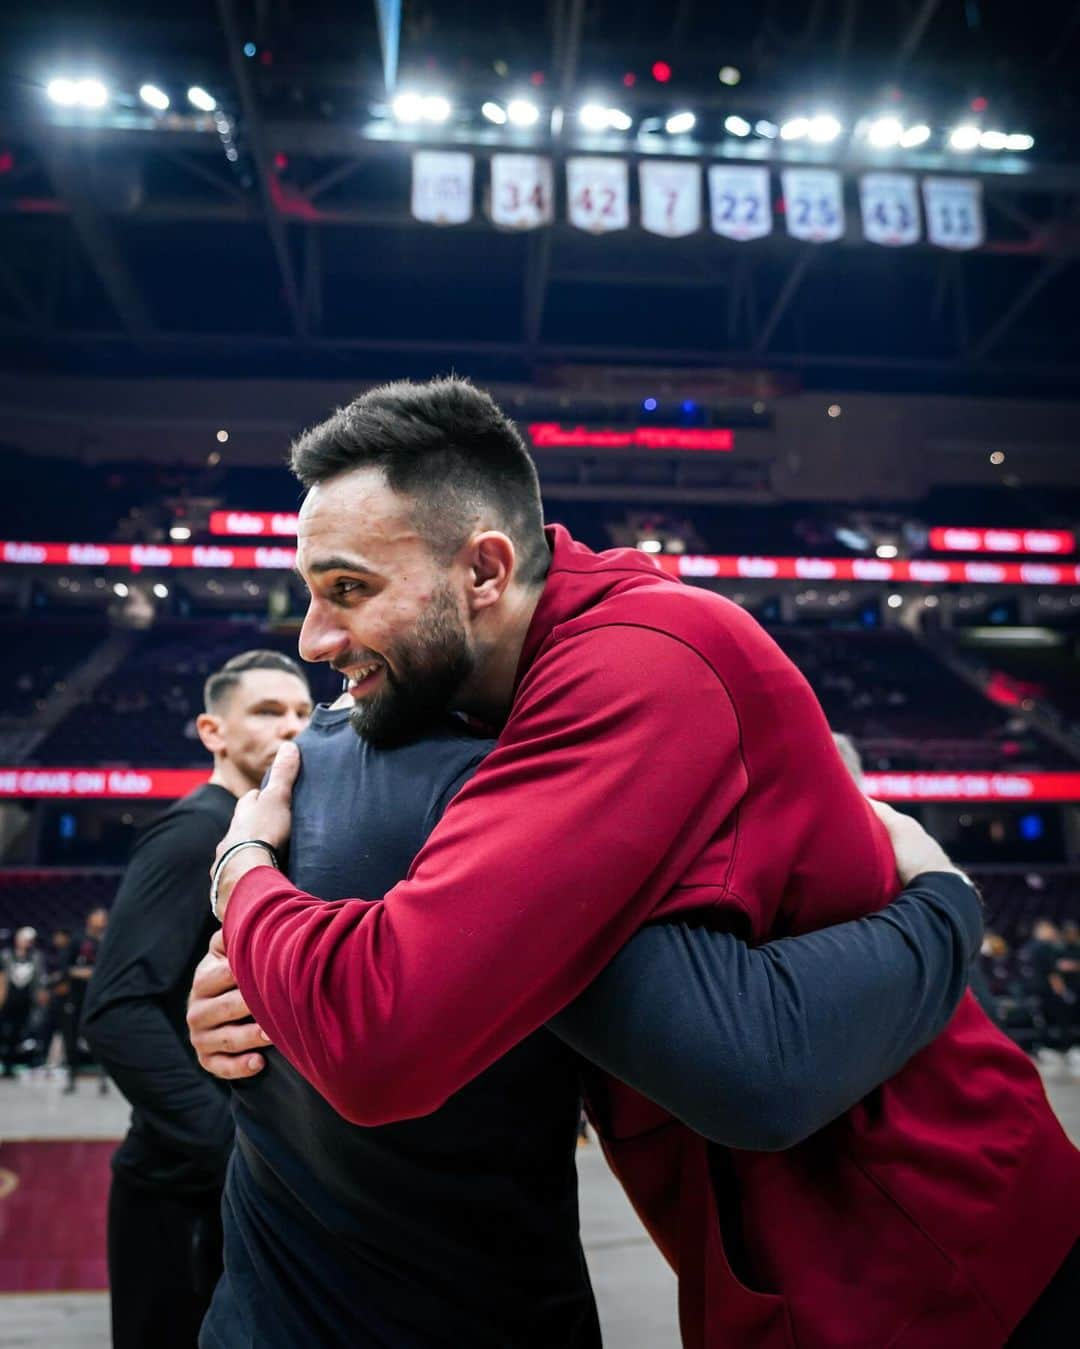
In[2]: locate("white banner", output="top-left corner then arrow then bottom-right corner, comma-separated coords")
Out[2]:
490,154 -> 553,230
411,151 -> 474,225
922,177 -> 984,251
639,161 -> 701,238
859,173 -> 921,246
781,168 -> 845,242
707,165 -> 772,241
566,157 -> 629,233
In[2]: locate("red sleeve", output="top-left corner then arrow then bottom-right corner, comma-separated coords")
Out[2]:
224,625 -> 747,1124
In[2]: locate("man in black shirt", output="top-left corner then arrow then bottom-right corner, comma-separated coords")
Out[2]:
83,649 -> 313,1349
192,699 -> 981,1348
63,906 -> 108,1092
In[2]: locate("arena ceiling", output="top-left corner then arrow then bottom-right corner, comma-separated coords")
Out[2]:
0,1 -> 1078,394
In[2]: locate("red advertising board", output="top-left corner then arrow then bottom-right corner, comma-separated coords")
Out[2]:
4,540 -> 1080,587
0,768 -> 210,799
861,772 -> 1080,802
527,422 -> 735,452
928,527 -> 1075,556
2,765 -> 1078,801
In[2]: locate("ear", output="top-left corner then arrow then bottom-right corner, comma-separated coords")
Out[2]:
464,531 -> 516,616
195,711 -> 227,755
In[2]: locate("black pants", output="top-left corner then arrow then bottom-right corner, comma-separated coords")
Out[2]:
108,1170 -> 224,1349
0,989 -> 33,1073
1007,1240 -> 1080,1346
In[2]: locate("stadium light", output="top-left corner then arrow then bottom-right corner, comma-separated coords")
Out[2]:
1005,132 -> 1034,152
187,86 -> 217,112
876,544 -> 899,559
169,525 -> 192,541
665,111 -> 696,135
481,101 -> 507,125
579,103 -> 609,131
47,77 -> 108,108
899,123 -> 931,148
46,78 -> 79,106
780,116 -> 810,140
152,583 -> 169,599
724,115 -> 751,137
979,129 -> 1007,150
420,94 -> 451,123
507,98 -> 540,127
754,119 -> 779,138
867,116 -> 903,148
887,594 -> 904,609
718,66 -> 741,86
580,104 -> 631,131
948,124 -> 980,151
139,84 -> 170,111
807,113 -> 842,143
75,78 -> 108,108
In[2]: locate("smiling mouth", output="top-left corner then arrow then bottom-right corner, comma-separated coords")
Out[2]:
343,661 -> 385,697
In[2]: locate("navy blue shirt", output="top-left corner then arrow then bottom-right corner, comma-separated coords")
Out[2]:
203,706 -> 599,1349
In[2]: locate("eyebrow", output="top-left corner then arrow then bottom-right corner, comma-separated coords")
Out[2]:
297,554 -> 380,579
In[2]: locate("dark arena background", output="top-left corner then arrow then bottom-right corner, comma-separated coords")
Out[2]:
1,3 -> 1079,1345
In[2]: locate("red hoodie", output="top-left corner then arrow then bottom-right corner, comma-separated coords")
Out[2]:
226,525 -> 1080,1347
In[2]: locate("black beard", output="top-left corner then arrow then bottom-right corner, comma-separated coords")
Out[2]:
347,586 -> 473,749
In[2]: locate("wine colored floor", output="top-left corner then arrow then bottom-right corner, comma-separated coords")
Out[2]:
0,1138 -> 113,1292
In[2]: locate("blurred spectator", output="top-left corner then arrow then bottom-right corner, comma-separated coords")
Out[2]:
832,732 -> 864,788
1021,920 -> 1075,1060
39,927 -> 74,1066
63,905 -> 108,1093
1,927 -> 45,1076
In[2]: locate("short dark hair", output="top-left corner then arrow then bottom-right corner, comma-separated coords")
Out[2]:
203,649 -> 310,713
289,376 -> 550,586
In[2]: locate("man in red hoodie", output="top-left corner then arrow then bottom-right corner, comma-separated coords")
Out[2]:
206,377 -> 1079,1347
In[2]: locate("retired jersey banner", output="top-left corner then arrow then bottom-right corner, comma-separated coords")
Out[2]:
566,157 -> 629,233
411,151 -> 474,225
490,154 -> 553,230
860,173 -> 921,246
708,165 -> 772,241
639,161 -> 702,238
922,177 -> 984,251
781,168 -> 845,242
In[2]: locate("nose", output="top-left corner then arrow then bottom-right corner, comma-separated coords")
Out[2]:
279,710 -> 306,741
299,596 -> 350,666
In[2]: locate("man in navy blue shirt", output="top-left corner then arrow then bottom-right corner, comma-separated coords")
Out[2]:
193,698 -> 980,1347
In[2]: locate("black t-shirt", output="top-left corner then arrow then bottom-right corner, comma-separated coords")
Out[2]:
208,706 -> 599,1349
82,783 -> 236,1194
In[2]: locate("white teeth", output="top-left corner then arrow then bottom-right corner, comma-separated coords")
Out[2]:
348,663 -> 380,684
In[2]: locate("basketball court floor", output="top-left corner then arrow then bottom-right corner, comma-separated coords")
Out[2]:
2,1067 -> 1078,1348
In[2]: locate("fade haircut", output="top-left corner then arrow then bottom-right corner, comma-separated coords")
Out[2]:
203,649 -> 310,714
289,376 -> 550,586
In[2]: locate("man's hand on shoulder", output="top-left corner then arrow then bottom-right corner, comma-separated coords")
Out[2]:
211,740 -> 301,919
868,798 -> 971,888
187,929 -> 271,1080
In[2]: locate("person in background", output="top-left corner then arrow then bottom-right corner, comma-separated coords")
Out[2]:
0,927 -> 45,1077
831,731 -> 864,787
1023,918 -> 1074,1061
1055,918 -> 1080,1070
63,905 -> 108,1093
82,649 -> 312,1349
